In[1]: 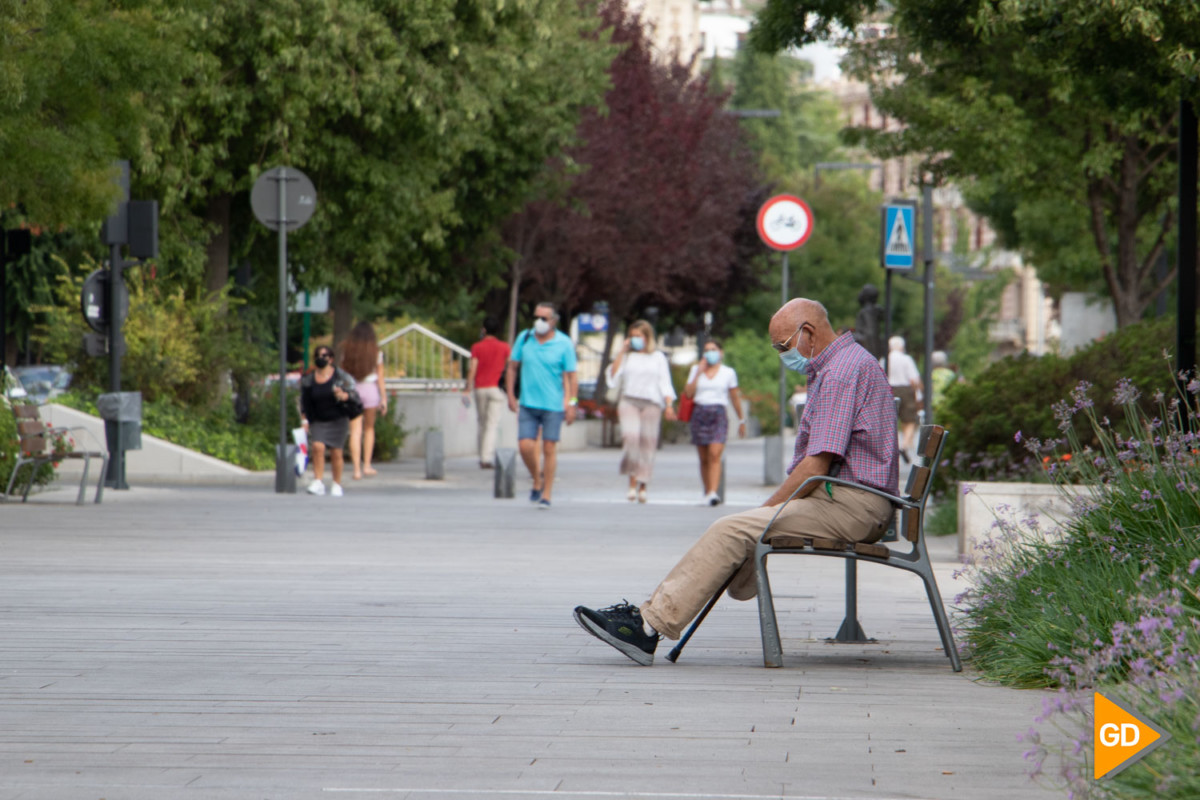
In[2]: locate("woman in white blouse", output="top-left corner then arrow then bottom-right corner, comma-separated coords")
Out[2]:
605,320 -> 677,503
684,339 -> 745,506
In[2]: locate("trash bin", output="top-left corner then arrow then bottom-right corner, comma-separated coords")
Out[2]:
98,391 -> 142,489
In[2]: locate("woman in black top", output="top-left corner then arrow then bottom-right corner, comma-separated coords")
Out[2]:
299,345 -> 354,496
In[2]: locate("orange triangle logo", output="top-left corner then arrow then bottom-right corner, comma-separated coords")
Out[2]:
1094,692 -> 1171,780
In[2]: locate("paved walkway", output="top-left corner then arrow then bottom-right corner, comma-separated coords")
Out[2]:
0,438 -> 1063,799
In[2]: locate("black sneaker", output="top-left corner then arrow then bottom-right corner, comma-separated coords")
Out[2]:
573,601 -> 659,666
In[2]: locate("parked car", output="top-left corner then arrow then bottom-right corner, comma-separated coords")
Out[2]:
10,365 -> 71,405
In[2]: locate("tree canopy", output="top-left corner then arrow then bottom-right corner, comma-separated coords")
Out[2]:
0,0 -> 177,225
140,0 -> 616,326
751,0 -> 1200,327
503,0 -> 764,335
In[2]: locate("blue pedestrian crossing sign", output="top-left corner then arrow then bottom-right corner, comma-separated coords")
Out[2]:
881,204 -> 916,270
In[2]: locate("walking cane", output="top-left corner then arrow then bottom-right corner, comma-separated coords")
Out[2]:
665,573 -> 737,663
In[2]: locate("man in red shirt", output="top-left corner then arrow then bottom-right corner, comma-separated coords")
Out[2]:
465,316 -> 512,468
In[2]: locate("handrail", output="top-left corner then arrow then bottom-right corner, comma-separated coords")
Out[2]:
378,322 -> 471,357
378,322 -> 471,392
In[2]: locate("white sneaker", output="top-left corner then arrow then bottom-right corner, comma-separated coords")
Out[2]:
330,483 -> 344,497
637,486 -> 648,504
626,487 -> 637,502
307,479 -> 326,496
706,492 -> 721,506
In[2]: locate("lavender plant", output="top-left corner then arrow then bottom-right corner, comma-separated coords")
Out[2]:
956,375 -> 1200,688
957,373 -> 1200,794
1023,568 -> 1200,799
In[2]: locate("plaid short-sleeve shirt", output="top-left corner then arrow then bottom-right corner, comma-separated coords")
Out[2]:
789,332 -> 898,494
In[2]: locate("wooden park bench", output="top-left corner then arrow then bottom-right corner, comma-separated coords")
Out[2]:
668,424 -> 961,672
3,404 -> 108,505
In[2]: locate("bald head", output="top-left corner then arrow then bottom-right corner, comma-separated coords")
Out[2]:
770,298 -> 834,350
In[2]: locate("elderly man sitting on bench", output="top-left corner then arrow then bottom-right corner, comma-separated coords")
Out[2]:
574,298 -> 899,665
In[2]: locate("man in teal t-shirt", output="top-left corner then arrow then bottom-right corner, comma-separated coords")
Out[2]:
505,302 -> 578,509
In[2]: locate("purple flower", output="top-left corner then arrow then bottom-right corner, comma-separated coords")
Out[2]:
1114,378 -> 1141,405
1135,616 -> 1162,637
1014,430 -> 1023,443
1188,558 -> 1200,575
1070,381 -> 1094,411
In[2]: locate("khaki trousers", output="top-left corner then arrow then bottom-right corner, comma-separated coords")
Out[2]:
617,397 -> 663,483
640,486 -> 894,639
474,386 -> 507,465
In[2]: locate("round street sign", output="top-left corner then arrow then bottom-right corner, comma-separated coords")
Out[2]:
756,194 -> 813,251
251,166 -> 318,232
79,269 -> 129,335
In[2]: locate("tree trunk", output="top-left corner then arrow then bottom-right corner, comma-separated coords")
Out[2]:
595,320 -> 619,403
204,192 -> 232,297
507,259 -> 522,344
332,290 -> 353,351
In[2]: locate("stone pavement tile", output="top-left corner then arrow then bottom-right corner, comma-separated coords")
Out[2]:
0,446 -> 1062,800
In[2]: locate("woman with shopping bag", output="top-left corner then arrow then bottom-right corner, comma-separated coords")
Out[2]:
683,339 -> 745,506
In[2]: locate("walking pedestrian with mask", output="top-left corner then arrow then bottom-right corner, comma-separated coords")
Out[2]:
606,320 -> 676,504
683,339 -> 745,505
505,303 -> 578,509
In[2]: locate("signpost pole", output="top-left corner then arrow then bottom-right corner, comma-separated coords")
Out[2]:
922,183 -> 935,424
755,193 -> 812,487
302,308 -> 311,371
276,168 -> 290,494
0,234 -> 7,369
779,251 -> 789,453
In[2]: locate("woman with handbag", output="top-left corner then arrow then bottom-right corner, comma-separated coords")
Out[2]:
299,345 -> 359,497
684,339 -> 745,506
605,320 -> 676,503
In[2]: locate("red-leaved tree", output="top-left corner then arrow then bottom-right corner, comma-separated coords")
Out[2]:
502,0 -> 764,389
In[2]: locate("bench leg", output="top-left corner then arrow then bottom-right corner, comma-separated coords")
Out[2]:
911,552 -> 962,672
76,454 -> 90,506
21,459 -> 41,502
5,458 -> 26,500
829,559 -> 874,643
755,545 -> 784,668
94,455 -> 109,504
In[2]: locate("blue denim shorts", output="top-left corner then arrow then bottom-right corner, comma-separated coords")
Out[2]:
518,405 -> 565,442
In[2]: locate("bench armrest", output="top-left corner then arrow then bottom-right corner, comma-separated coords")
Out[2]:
757,474 -> 914,545
43,424 -> 107,453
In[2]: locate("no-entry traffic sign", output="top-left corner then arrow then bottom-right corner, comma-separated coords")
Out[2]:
757,194 -> 813,251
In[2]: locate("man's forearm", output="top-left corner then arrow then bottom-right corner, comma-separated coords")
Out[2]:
762,453 -> 833,508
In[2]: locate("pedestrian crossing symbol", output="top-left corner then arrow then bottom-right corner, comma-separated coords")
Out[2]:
882,204 -> 916,270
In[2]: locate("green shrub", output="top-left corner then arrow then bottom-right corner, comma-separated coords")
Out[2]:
372,404 -> 405,462
56,383 -> 300,472
939,317 -> 1175,488
34,260 -> 268,407
924,494 -> 957,537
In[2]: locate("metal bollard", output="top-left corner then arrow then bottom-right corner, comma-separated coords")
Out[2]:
763,436 -> 783,486
424,430 -> 444,480
493,447 -> 516,498
717,456 -> 726,504
275,443 -> 297,494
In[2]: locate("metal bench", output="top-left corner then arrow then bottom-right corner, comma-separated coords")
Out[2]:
4,404 -> 108,505
669,424 -> 961,671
